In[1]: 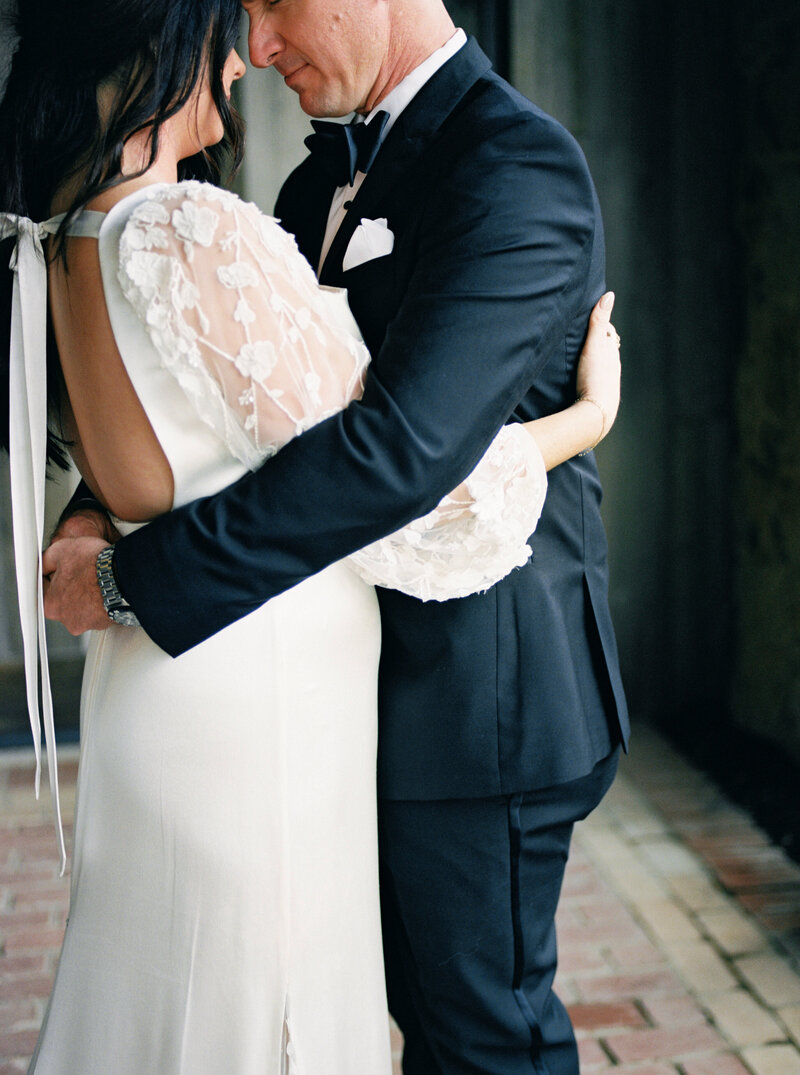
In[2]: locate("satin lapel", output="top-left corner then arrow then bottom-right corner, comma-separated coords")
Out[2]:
319,37 -> 493,285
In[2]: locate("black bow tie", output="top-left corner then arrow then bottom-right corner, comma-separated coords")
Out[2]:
304,111 -> 390,188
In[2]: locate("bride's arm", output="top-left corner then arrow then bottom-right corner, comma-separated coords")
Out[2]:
522,291 -> 620,468
347,297 -> 620,600
389,290 -> 621,528
117,186 -> 620,601
438,290 -> 621,513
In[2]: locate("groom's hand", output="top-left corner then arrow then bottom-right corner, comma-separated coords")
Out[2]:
43,537 -> 112,635
50,506 -> 120,546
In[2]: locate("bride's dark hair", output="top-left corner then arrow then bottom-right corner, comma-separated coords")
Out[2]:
0,0 -> 245,466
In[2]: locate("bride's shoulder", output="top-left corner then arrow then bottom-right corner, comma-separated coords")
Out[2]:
115,179 -> 323,326
128,179 -> 242,216
118,180 -> 302,265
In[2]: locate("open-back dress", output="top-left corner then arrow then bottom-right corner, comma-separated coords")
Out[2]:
8,180 -> 546,1074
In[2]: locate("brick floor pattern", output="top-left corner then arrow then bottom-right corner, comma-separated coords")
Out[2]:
2,725 -> 800,1074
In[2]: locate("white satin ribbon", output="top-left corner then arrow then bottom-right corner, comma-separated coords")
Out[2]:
1,211 -> 66,874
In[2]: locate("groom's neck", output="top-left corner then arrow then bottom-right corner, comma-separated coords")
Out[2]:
361,1 -> 456,113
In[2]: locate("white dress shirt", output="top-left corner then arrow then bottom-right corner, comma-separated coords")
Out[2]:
318,28 -> 467,271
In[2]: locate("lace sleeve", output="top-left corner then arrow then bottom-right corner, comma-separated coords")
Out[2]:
117,181 -> 547,600
117,181 -> 370,470
347,423 -> 547,600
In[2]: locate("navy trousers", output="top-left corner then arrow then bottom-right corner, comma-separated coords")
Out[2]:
379,748 -> 620,1074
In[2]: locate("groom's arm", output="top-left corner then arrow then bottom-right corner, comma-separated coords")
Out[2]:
49,110 -> 602,655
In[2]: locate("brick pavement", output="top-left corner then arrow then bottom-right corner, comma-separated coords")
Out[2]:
2,724 -> 800,1073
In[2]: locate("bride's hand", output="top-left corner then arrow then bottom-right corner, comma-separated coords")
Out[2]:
575,291 -> 622,445
517,292 -> 621,469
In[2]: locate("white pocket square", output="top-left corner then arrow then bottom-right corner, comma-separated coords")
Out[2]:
342,217 -> 395,272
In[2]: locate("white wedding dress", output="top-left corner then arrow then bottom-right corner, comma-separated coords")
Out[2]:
12,181 -> 547,1074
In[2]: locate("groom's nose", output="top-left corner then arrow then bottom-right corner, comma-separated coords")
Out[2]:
247,16 -> 285,69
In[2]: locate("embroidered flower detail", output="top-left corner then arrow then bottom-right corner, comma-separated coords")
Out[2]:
304,370 -> 322,406
137,201 -> 171,227
269,290 -> 287,315
125,222 -> 170,252
219,229 -> 238,252
234,340 -> 278,381
122,249 -> 164,289
171,202 -> 219,258
258,216 -> 286,255
218,261 -> 259,290
234,298 -> 255,326
176,279 -> 200,311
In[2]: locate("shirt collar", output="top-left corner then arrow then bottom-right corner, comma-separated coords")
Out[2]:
364,28 -> 467,139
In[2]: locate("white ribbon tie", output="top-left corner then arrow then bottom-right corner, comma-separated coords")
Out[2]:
1,211 -> 67,874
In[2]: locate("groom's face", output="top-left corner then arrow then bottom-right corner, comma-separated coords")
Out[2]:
242,0 -> 390,117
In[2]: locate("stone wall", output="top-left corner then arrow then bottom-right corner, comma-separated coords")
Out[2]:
510,1 -> 741,729
510,0 -> 800,761
733,0 -> 800,759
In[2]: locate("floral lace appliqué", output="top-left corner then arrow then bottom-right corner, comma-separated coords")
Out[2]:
118,180 -> 369,470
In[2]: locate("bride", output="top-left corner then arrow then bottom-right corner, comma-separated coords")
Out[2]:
0,0 -> 620,1071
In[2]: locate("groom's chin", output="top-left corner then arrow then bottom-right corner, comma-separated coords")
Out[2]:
283,74 -> 355,121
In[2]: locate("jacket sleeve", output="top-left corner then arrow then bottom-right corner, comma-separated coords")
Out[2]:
113,111 -> 602,655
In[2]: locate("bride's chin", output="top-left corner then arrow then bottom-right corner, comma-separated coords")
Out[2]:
182,129 -> 224,159
203,122 -> 226,150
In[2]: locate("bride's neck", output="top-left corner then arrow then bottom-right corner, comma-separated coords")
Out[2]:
51,126 -> 181,216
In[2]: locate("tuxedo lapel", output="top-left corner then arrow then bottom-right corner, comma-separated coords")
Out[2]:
319,38 -> 493,285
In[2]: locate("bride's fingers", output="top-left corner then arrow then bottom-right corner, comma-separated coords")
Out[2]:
592,291 -> 615,326
587,294 -> 621,351
577,294 -> 622,438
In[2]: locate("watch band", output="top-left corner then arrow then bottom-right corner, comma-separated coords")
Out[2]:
96,545 -> 141,628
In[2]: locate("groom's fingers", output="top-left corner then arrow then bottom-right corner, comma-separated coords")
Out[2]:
49,508 -> 119,547
42,537 -> 112,635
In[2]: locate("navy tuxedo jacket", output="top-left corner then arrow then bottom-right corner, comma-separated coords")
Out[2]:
114,39 -> 629,800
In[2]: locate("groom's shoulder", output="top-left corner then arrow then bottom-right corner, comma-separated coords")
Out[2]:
429,67 -> 595,208
453,66 -> 588,168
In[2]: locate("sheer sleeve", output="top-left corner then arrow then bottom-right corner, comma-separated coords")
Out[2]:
117,181 -> 370,470
117,181 -> 547,600
347,423 -> 547,600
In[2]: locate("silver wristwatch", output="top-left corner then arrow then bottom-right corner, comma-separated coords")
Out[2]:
96,546 -> 141,627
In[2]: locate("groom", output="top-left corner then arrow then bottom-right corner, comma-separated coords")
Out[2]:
44,1 -> 629,1071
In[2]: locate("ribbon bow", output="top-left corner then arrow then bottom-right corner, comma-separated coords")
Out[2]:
304,110 -> 391,188
0,210 -> 66,874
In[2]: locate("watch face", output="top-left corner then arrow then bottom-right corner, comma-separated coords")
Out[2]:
108,608 -> 140,628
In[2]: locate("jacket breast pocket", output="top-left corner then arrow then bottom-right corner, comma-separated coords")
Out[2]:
342,253 -> 400,354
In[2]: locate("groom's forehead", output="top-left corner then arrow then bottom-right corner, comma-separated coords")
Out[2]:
239,0 -> 369,20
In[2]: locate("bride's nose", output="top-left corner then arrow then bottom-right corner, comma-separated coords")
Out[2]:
230,48 -> 246,83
